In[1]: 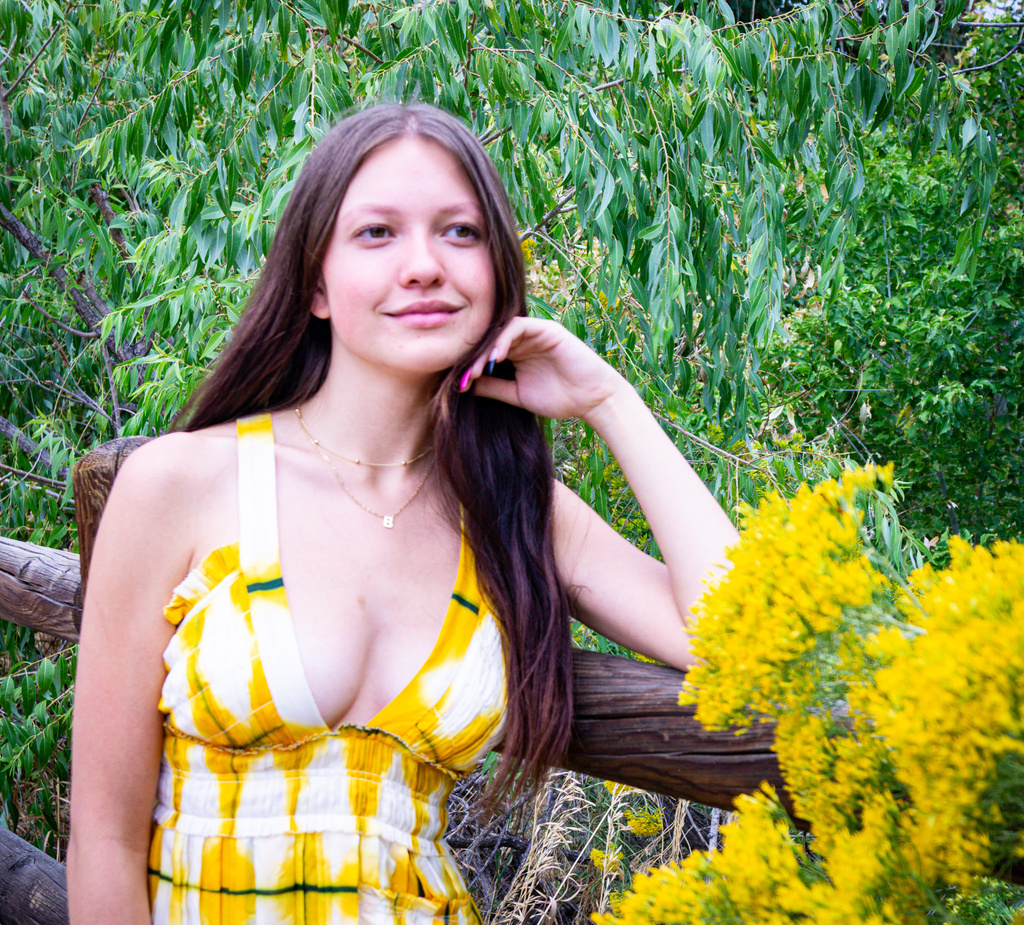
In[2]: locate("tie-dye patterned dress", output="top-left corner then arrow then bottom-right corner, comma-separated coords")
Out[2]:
149,414 -> 507,925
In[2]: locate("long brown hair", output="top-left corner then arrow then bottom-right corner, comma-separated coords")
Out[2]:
176,103 -> 574,800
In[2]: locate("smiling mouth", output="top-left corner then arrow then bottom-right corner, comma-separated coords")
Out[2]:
389,301 -> 460,316
386,302 -> 463,329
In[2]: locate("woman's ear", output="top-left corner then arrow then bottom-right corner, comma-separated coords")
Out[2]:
311,284 -> 330,319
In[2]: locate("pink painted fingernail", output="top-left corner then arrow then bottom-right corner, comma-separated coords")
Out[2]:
458,369 -> 472,391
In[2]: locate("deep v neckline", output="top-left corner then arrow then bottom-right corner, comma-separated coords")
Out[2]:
279,533 -> 468,734
244,413 -> 465,736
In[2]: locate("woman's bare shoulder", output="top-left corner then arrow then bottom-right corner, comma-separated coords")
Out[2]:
112,424 -> 237,510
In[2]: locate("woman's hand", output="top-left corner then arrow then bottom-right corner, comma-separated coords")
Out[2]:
460,317 -> 626,424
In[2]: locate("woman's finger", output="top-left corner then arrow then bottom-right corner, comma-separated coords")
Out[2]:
470,375 -> 522,406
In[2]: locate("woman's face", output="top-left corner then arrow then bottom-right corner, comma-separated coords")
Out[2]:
311,135 -> 497,382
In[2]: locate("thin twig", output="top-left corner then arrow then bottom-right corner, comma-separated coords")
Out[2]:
340,33 -> 384,64
479,125 -> 512,146
0,203 -> 146,363
464,12 -> 476,93
957,19 -> 1024,28
520,189 -> 577,239
76,53 -> 114,136
0,415 -> 70,480
3,10 -> 67,100
593,77 -> 626,91
956,27 -> 1024,73
101,343 -> 122,433
19,285 -> 99,338
1,90 -> 9,144
655,412 -> 753,467
0,462 -> 66,490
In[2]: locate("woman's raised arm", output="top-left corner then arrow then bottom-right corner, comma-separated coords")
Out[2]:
463,316 -> 738,669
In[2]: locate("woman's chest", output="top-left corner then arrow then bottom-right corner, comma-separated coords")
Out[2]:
277,511 -> 462,722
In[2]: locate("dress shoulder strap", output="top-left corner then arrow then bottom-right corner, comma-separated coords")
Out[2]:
235,414 -> 281,585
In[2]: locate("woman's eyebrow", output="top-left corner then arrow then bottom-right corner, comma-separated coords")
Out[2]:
340,202 -> 483,221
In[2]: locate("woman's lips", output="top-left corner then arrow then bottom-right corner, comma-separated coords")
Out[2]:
387,301 -> 461,328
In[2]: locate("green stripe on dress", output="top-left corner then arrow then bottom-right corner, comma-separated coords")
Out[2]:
148,869 -> 359,895
246,577 -> 284,594
450,593 -> 478,614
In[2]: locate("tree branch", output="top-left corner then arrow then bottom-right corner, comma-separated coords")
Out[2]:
0,203 -> 146,363
479,125 -> 512,146
0,91 -> 9,145
88,184 -> 134,271
956,27 -> 1024,73
957,20 -> 1024,28
0,462 -> 66,490
2,16 -> 64,101
75,52 -> 114,136
340,33 -> 384,64
0,415 -> 69,481
520,188 -> 577,240
656,412 -> 754,467
101,343 -> 122,433
19,283 -> 100,339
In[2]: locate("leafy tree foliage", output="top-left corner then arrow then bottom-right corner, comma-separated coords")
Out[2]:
0,0 -> 1008,855
766,142 -> 1023,544
763,20 -> 1024,546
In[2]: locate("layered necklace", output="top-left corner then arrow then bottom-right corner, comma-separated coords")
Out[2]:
295,407 -> 434,529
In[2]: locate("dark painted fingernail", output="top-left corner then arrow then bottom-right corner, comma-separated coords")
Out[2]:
484,359 -> 496,377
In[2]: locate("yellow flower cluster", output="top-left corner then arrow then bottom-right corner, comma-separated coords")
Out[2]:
597,788 -> 931,925
597,467 -> 1024,925
863,537 -> 1024,881
591,846 -> 623,875
624,808 -> 663,837
520,236 -> 536,267
680,463 -> 894,728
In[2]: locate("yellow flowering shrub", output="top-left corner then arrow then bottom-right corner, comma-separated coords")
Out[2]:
597,467 -> 1024,925
864,537 -> 1024,882
623,808 -> 663,837
680,463 -> 897,725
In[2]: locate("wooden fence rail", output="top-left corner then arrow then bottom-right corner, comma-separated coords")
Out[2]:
4,438 -> 1015,924
0,532 -> 789,925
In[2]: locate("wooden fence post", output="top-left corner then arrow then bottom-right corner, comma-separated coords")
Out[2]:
0,829 -> 68,925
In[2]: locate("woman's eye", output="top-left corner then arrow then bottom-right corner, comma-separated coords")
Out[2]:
447,224 -> 481,241
357,225 -> 390,240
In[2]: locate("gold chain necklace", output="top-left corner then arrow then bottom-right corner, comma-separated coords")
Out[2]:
295,407 -> 431,467
296,410 -> 434,528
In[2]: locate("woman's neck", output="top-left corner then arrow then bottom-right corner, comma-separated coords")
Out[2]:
295,365 -> 438,466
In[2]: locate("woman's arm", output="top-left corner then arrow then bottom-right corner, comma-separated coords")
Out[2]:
464,317 -> 738,669
67,436 -> 206,924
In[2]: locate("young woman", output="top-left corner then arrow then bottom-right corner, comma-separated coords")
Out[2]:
67,103 -> 737,925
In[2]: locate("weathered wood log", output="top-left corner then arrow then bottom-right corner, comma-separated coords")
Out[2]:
0,534 -> 785,814
566,650 -> 795,817
0,539 -> 79,644
0,828 -> 67,925
71,435 -> 149,606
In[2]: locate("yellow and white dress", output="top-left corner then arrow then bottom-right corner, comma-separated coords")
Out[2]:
149,414 -> 507,925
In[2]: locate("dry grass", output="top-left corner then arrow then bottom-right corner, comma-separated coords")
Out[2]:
448,770 -> 722,924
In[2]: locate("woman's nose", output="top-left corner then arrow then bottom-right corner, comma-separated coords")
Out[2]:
399,232 -> 445,288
